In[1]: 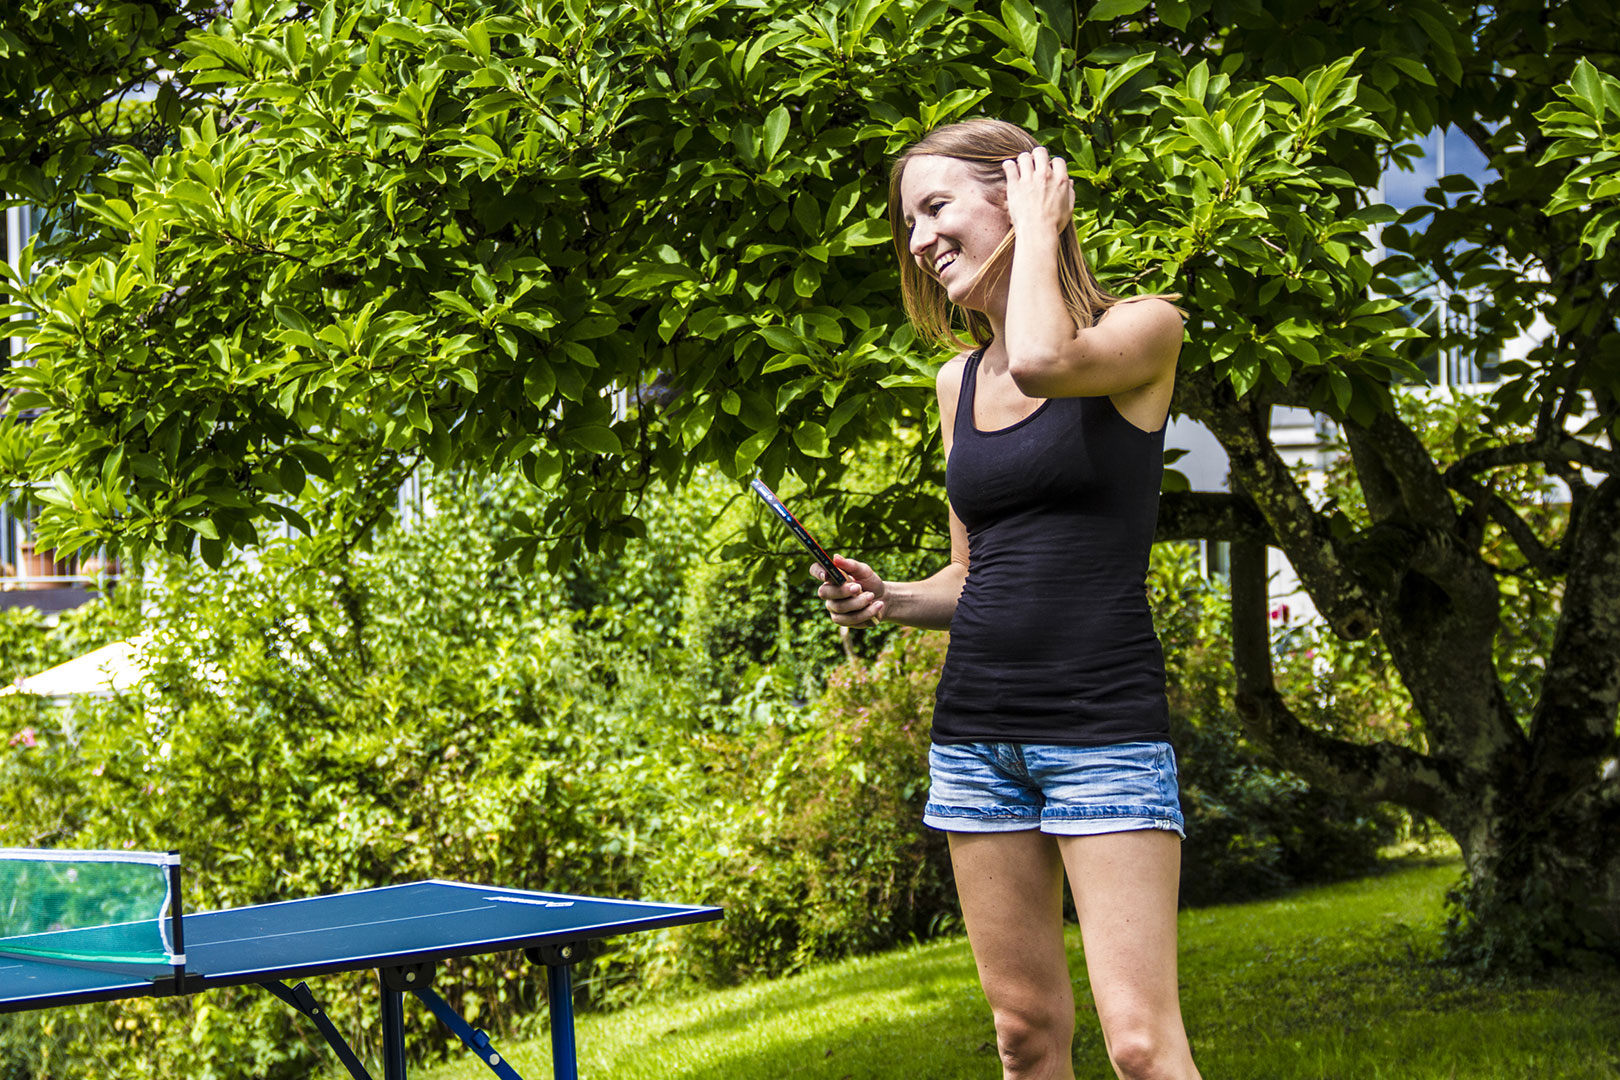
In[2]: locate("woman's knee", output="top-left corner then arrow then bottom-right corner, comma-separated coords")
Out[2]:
1102,1022 -> 1190,1080
992,1003 -> 1074,1077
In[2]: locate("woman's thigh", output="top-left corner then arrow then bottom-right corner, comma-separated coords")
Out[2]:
947,830 -> 1074,1022
1056,831 -> 1192,1051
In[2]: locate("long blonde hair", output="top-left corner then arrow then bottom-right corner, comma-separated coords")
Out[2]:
888,118 -> 1166,351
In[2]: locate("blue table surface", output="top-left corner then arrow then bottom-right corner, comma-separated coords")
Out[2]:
0,881 -> 720,1012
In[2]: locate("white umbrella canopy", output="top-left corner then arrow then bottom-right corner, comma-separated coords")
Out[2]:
2,637 -> 148,700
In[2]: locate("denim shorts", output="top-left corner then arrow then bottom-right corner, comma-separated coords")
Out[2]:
923,740 -> 1185,838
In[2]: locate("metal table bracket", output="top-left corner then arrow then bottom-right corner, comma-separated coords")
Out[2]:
260,980 -> 374,1080
412,985 -> 527,1080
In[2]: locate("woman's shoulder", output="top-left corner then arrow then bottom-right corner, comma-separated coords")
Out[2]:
1103,294 -> 1187,326
935,349 -> 976,397
935,349 -> 976,443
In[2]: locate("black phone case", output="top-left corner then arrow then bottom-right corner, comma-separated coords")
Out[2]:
750,479 -> 848,586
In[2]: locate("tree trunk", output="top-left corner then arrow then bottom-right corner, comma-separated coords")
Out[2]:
1449,776 -> 1620,967
1176,367 -> 1620,967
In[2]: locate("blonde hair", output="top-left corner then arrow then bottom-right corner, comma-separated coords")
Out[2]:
888,118 -> 1173,351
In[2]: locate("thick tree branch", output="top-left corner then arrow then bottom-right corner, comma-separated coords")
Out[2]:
1259,388 -> 1525,772
1529,474 -> 1620,783
1233,683 -> 1470,826
1343,420 -> 1405,523
1349,410 -> 1459,531
1445,434 -> 1609,572
1339,411 -> 1495,598
1229,534 -> 1272,694
1154,490 -> 1272,545
1448,437 -> 1619,482
1229,535 -> 1460,823
1176,366 -> 1377,640
1446,472 -> 1564,574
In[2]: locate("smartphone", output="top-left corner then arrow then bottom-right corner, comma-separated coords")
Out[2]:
750,478 -> 848,586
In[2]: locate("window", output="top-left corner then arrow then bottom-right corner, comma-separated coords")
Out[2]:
1375,127 -> 1506,389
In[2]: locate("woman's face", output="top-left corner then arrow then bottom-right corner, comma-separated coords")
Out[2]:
899,154 -> 1013,311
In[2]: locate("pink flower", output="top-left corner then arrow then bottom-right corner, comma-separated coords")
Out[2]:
8,728 -> 36,748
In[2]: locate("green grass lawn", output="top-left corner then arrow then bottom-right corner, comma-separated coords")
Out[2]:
406,857 -> 1620,1080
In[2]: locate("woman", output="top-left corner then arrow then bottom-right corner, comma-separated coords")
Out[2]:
813,118 -> 1201,1080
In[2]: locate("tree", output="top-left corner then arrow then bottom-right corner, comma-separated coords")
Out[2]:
1186,18 -> 1620,967
0,1 -> 221,248
2,0 -> 1617,965
0,0 -> 1414,564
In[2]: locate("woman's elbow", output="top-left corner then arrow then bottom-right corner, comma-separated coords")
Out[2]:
1007,350 -> 1063,396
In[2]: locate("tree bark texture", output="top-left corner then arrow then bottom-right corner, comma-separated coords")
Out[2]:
1174,365 -> 1620,964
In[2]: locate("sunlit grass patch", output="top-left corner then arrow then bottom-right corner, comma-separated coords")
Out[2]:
404,857 -> 1620,1080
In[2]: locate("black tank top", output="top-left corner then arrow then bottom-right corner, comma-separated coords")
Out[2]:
932,349 -> 1170,746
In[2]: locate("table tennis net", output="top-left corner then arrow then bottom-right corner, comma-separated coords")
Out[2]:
0,849 -> 179,966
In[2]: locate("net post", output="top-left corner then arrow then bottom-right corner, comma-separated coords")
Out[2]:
166,851 -> 186,994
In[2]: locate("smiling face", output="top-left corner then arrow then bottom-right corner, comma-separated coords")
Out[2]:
899,154 -> 1013,313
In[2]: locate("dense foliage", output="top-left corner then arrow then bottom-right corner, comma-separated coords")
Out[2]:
0,470 -> 835,1076
0,464 -> 1389,1078
0,0 -> 1419,567
6,0 -> 1620,973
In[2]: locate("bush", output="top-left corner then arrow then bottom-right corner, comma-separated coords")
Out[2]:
778,630 -> 957,956
0,464 -> 914,1076
0,477 -> 1408,1079
0,554 -> 672,1076
628,630 -> 954,987
1151,542 -> 1396,905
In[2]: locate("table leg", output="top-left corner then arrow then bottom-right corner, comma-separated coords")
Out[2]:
546,963 -> 577,1080
412,987 -> 528,1080
380,973 -> 408,1080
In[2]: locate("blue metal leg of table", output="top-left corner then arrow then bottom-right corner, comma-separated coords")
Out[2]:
546,963 -> 577,1080
379,975 -> 408,1080
260,981 -> 375,1080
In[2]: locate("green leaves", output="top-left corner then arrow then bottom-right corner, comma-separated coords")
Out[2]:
1081,51 -> 1155,116
1000,0 -> 1041,55
0,0 -> 1534,568
564,425 -> 624,456
761,104 -> 792,163
1085,0 -> 1153,21
1098,48 -> 1417,413
1538,59 -> 1620,260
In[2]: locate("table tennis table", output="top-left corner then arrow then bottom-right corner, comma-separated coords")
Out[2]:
0,867 -> 721,1080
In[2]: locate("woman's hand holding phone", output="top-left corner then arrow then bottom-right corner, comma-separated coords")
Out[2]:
815,554 -> 887,627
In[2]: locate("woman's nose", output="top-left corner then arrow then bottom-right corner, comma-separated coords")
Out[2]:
909,220 -> 935,257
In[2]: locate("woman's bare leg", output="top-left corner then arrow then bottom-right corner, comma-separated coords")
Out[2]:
948,830 -> 1076,1080
1056,830 -> 1200,1080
